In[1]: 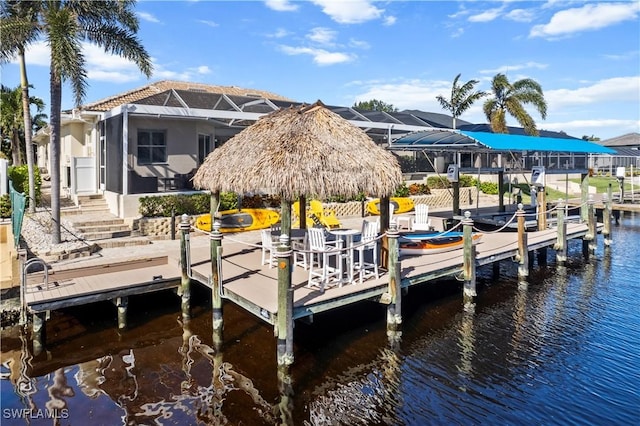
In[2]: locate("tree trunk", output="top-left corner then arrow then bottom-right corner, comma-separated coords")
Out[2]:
50,67 -> 62,244
20,49 -> 37,213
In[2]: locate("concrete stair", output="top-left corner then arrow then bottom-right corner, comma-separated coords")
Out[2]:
63,195 -> 151,248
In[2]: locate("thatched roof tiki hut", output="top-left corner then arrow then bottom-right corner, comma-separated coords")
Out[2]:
193,101 -> 403,365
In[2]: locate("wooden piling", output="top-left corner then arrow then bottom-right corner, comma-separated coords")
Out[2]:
537,187 -> 547,230
386,223 -> 402,340
603,186 -> 613,248
554,200 -> 567,264
585,195 -> 597,256
516,204 -> 529,280
32,311 -> 46,356
276,199 -> 294,367
462,211 -> 476,304
115,296 -> 128,330
209,188 -> 223,348
580,173 -> 589,221
179,214 -> 191,322
210,220 -> 224,348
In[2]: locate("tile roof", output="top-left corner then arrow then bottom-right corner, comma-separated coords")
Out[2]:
78,80 -> 293,112
598,132 -> 640,147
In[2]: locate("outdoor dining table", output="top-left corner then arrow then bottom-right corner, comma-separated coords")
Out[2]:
270,228 -> 306,243
328,228 -> 361,284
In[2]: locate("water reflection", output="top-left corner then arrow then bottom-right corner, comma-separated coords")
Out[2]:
1,215 -> 638,424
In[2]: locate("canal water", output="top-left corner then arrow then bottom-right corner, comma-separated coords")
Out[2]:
2,214 -> 639,425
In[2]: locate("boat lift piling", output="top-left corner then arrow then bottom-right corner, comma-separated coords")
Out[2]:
583,196 -> 597,258
516,204 -> 529,280
554,200 -> 568,264
602,185 -> 613,248
462,211 -> 477,305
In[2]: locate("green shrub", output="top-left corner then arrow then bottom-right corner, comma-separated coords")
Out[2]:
0,194 -> 10,218
7,165 -> 41,207
478,181 -> 499,194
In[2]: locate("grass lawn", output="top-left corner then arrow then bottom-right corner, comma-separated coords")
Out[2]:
569,176 -> 639,193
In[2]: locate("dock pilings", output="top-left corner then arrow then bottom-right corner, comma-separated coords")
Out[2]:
583,196 -> 597,258
603,185 -> 613,248
179,214 -> 191,322
516,204 -> 529,280
276,199 -> 294,367
554,199 -> 567,264
386,223 -> 402,343
210,219 -> 224,349
462,211 -> 477,305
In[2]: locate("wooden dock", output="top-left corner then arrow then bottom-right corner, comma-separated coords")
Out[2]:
23,222 -> 595,320
24,256 -> 181,313
22,205 -> 603,363
187,222 -> 593,325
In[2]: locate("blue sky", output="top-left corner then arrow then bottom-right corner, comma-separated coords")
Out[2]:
2,0 -> 639,140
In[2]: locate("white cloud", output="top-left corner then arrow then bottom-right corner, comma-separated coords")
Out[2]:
479,62 -> 548,75
383,16 -> 397,26
307,27 -> 337,46
546,76 -> 640,107
137,11 -> 161,24
530,2 -> 640,39
278,45 -> 354,65
197,20 -> 219,28
504,8 -> 536,23
264,0 -> 299,12
17,41 -> 50,66
311,0 -> 384,24
349,38 -> 370,50
468,7 -> 505,23
267,28 -> 290,38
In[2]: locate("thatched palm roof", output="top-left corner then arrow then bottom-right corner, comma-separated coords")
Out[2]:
193,101 -> 403,200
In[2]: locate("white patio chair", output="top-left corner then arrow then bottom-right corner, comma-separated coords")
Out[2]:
307,228 -> 343,291
292,232 -> 309,270
411,204 -> 433,231
260,229 -> 277,268
354,220 -> 380,283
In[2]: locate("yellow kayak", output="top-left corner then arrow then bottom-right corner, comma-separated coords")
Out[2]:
195,209 -> 280,233
366,197 -> 415,215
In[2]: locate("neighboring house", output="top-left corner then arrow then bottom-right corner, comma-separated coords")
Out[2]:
32,80 -> 444,218
591,133 -> 640,173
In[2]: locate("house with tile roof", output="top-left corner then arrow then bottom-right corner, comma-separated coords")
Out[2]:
590,132 -> 640,174
32,80 -> 444,218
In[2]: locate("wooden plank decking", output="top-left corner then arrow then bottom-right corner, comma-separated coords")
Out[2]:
25,256 -> 181,312
189,222 -> 592,324
23,221 -> 593,323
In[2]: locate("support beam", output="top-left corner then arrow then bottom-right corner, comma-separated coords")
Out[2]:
462,211 -> 476,305
516,204 -> 529,280
210,191 -> 223,349
554,200 -> 567,264
586,195 -> 597,256
603,185 -> 613,248
498,170 -> 505,212
179,214 -> 191,322
114,296 -> 128,330
276,199 -> 294,367
386,222 -> 402,343
32,311 -> 46,356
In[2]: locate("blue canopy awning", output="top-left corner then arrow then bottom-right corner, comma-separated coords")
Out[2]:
390,129 -> 616,154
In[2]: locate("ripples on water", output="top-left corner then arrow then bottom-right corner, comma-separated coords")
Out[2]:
1,215 -> 639,425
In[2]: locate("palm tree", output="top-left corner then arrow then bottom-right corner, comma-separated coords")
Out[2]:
483,73 -> 547,136
435,73 -> 486,129
1,0 -> 42,212
2,0 -> 153,243
0,84 -> 45,168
